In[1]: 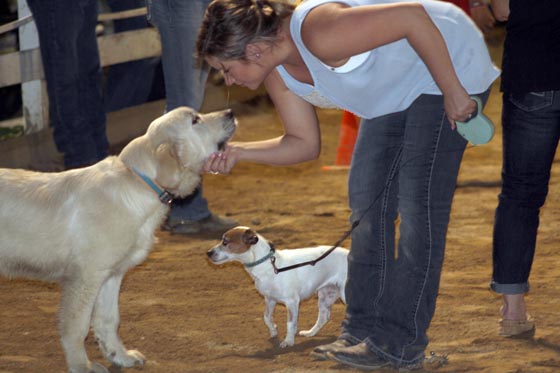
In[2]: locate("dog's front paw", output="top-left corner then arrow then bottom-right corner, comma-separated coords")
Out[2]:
279,338 -> 295,348
298,329 -> 318,338
110,349 -> 145,368
69,361 -> 108,373
267,324 -> 278,338
90,362 -> 109,373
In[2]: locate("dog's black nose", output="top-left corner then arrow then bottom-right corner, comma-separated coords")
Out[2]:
206,250 -> 213,258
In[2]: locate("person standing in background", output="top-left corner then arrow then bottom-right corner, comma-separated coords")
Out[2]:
147,0 -> 237,236
26,0 -> 109,170
489,0 -> 560,338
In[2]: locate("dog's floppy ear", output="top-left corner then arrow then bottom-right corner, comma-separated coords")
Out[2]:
146,107 -> 192,149
242,228 -> 259,246
147,108 -> 201,170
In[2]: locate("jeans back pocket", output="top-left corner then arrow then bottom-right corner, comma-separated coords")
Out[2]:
508,91 -> 554,112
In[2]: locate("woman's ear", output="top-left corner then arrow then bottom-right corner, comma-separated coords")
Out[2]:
245,43 -> 263,61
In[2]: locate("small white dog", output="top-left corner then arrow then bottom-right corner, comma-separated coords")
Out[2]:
0,107 -> 236,373
207,226 -> 348,348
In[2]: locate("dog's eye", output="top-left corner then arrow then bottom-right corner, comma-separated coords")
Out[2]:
222,238 -> 228,245
192,115 -> 202,125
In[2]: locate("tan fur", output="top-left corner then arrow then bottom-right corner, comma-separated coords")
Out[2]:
221,226 -> 256,253
0,106 -> 236,373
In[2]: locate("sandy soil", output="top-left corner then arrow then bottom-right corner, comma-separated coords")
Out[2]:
2,30 -> 560,373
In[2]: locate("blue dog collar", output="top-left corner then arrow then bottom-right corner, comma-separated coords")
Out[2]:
131,166 -> 173,205
244,248 -> 275,268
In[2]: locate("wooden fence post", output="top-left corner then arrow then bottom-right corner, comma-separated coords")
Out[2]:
17,0 -> 48,133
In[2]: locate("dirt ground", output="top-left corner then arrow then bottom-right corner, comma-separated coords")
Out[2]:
2,29 -> 560,373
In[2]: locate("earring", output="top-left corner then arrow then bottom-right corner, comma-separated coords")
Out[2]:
256,53 -> 261,58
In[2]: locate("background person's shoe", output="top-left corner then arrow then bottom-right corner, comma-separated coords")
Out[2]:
198,214 -> 237,232
163,214 -> 237,236
161,218 -> 200,234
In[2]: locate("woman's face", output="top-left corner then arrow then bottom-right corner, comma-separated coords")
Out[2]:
206,55 -> 269,91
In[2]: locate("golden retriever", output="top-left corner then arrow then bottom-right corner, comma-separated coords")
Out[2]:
0,107 -> 236,373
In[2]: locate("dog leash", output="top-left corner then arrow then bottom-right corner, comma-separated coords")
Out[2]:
270,146 -> 405,274
270,139 -> 484,274
270,221 -> 359,274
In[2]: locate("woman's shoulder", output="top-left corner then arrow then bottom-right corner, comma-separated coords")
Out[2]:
293,0 -> 354,20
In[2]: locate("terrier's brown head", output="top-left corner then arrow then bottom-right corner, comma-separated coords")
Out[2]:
207,226 -> 259,264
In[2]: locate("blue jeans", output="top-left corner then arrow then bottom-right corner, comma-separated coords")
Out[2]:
27,0 -> 108,169
342,92 -> 489,366
491,91 -> 560,295
104,0 -> 161,112
147,0 -> 212,221
147,0 -> 210,112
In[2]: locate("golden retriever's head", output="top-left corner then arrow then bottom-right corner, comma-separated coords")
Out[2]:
121,106 -> 237,198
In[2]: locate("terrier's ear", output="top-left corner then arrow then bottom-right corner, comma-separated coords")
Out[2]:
242,228 -> 259,245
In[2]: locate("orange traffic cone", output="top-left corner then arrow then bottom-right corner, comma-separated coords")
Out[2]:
322,110 -> 359,170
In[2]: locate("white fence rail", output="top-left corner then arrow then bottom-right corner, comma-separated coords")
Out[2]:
0,2 -> 161,134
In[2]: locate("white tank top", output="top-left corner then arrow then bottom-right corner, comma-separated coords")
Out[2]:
276,0 -> 500,118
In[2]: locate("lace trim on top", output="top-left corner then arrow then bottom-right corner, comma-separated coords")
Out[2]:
301,90 -> 340,109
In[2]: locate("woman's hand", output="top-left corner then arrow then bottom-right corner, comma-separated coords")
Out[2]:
470,5 -> 496,34
490,0 -> 510,22
444,89 -> 478,129
203,143 -> 241,175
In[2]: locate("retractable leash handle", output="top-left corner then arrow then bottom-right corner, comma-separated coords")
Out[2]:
455,96 -> 495,145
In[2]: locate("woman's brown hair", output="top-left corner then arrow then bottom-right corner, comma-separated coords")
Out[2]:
196,0 -> 295,61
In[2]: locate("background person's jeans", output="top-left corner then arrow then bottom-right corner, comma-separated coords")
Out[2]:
147,0 -> 212,221
342,92 -> 489,366
104,0 -> 162,112
491,91 -> 560,295
27,0 -> 108,169
147,0 -> 210,112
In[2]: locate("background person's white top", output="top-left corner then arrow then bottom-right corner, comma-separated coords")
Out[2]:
276,0 -> 500,119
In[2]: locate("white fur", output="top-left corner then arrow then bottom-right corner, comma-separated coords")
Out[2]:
0,107 -> 236,373
207,226 -> 348,348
